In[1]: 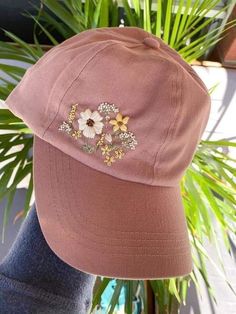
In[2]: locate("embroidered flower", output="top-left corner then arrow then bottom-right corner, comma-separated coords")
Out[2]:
104,155 -> 116,166
81,143 -> 95,154
119,131 -> 138,150
109,113 -> 129,132
98,102 -> 119,115
96,133 -> 106,147
114,148 -> 125,159
105,133 -> 112,143
58,121 -> 72,134
68,104 -> 78,123
101,144 -> 112,155
58,102 -> 138,166
71,129 -> 82,139
78,109 -> 104,138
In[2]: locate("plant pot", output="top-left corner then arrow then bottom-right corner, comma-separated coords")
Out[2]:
209,5 -> 236,68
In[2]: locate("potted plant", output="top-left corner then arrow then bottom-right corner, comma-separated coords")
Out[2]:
0,1 -> 235,313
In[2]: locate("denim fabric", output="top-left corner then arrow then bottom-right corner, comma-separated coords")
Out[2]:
0,202 -> 96,313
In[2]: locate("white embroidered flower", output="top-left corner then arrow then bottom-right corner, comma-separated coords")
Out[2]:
78,109 -> 104,138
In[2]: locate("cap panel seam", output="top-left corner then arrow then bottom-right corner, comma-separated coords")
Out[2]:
154,66 -> 183,181
150,33 -> 209,95
42,41 -> 120,138
155,66 -> 183,180
151,64 -> 181,183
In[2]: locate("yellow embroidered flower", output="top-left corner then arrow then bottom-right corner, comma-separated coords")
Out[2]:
104,155 -> 115,166
71,129 -> 82,139
114,148 -> 125,159
101,144 -> 112,155
109,113 -> 129,132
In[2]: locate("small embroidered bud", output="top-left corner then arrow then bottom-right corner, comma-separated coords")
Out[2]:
96,133 -> 106,147
68,104 -> 78,123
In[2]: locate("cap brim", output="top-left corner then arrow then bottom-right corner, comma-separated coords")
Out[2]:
33,135 -> 193,280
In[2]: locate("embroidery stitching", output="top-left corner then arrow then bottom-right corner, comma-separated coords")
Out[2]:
58,102 -> 138,166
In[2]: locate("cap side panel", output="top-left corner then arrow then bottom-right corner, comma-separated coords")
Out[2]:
43,42 -> 179,186
4,35 -> 123,139
149,33 -> 209,95
4,42 -> 105,137
42,41 -> 122,139
154,68 -> 211,183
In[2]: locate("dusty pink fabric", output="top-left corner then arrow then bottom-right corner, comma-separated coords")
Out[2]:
5,26 -> 211,279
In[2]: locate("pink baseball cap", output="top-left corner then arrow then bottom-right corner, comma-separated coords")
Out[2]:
5,26 -> 211,279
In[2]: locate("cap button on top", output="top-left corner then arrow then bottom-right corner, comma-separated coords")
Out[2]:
143,37 -> 160,49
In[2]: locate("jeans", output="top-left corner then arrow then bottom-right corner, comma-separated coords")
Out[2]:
0,202 -> 97,313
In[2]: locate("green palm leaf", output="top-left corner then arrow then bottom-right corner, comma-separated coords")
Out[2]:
0,1 -> 235,312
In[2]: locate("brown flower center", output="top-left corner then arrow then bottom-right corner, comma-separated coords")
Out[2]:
117,121 -> 123,126
86,118 -> 95,127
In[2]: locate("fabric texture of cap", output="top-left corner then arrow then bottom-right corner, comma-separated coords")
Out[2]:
5,26 -> 211,280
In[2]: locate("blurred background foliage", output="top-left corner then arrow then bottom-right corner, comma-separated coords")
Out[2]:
0,0 -> 236,313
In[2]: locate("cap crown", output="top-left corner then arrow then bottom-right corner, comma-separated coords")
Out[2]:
6,26 -> 211,186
